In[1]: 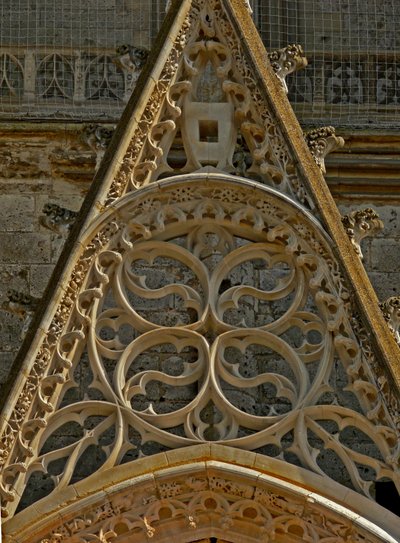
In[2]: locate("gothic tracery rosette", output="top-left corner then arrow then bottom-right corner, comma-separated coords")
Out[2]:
2,177 -> 399,517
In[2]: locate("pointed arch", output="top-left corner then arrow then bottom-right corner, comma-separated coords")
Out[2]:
4,445 -> 399,543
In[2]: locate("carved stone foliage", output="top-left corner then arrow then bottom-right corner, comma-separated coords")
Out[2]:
27,462 -> 392,543
1,177 -> 399,519
82,124 -> 115,170
268,44 -> 308,94
107,0 -> 313,208
305,126 -> 344,174
40,203 -> 78,234
113,45 -> 149,95
1,289 -> 39,339
380,297 -> 400,346
114,45 -> 148,72
341,208 -> 384,260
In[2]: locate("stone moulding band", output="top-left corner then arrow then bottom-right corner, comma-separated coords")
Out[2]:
3,445 -> 399,543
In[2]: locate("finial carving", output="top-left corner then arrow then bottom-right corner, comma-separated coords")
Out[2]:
380,297 -> 400,345
40,203 -> 78,234
341,208 -> 384,260
268,44 -> 307,93
305,126 -> 344,173
2,289 -> 39,338
82,124 -> 115,170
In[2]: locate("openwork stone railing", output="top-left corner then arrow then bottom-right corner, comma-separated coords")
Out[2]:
0,46 -> 146,119
288,52 -> 400,125
1,47 -> 400,123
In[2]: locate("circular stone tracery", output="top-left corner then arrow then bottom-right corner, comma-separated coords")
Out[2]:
92,210 -> 329,444
10,175 -> 399,516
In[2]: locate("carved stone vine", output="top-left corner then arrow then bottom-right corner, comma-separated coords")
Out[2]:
268,44 -> 308,93
0,220 -> 119,518
40,203 -> 78,234
380,296 -> 400,346
305,126 -> 344,174
341,208 -> 384,260
1,0 -> 400,529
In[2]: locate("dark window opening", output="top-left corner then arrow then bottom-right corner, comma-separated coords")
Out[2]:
199,119 -> 218,142
375,481 -> 400,516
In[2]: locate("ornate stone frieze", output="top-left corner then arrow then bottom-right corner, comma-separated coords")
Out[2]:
1,177 -> 399,518
5,454 -> 397,543
341,208 -> 384,260
34,474 -> 386,543
380,297 -> 400,346
1,1 -> 400,532
39,203 -> 78,234
268,44 -> 308,93
104,10 -> 192,204
305,126 -> 344,174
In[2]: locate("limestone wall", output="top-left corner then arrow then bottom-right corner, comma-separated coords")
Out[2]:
0,124 -> 96,384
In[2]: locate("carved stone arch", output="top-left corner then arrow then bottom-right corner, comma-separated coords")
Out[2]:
4,445 -> 399,543
1,173 -> 399,523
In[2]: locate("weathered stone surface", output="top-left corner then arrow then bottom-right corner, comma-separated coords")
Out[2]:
370,238 -> 400,273
368,272 -> 400,299
0,195 -> 35,232
30,264 -> 54,297
0,266 -> 30,297
0,310 -> 24,351
0,352 -> 14,385
0,233 -> 51,264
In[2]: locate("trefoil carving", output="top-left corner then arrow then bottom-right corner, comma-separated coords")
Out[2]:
1,179 -> 399,519
109,0 -> 313,208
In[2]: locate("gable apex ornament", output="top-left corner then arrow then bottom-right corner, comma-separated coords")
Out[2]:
99,0 -> 317,208
0,1 -> 399,540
